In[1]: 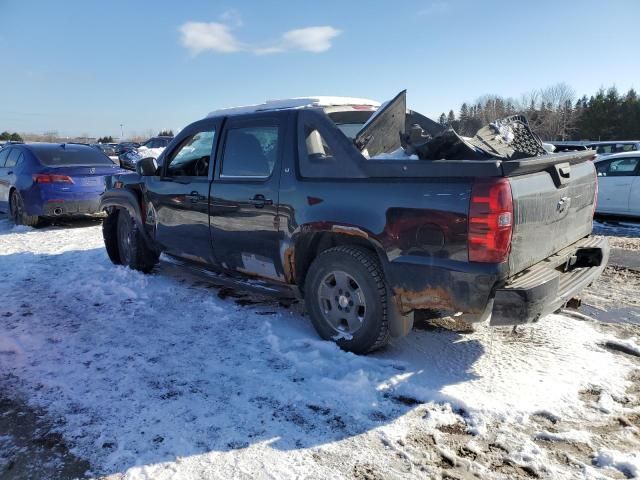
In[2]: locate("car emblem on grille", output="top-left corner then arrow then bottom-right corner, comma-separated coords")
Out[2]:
89,167 -> 95,174
557,196 -> 570,214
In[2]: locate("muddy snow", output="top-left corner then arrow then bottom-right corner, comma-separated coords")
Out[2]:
1,217 -> 639,479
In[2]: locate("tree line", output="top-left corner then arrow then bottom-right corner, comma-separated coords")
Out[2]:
438,83 -> 640,141
0,131 -> 23,142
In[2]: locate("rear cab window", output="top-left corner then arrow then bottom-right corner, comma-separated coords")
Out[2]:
296,109 -> 367,179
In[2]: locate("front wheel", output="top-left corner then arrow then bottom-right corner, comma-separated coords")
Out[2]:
304,246 -> 391,354
9,190 -> 39,227
107,208 -> 159,273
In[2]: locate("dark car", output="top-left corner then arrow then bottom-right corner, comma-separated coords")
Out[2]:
115,142 -> 141,156
550,142 -> 589,152
0,143 -> 124,225
92,143 -> 117,157
139,136 -> 173,149
118,137 -> 174,170
99,92 -> 608,354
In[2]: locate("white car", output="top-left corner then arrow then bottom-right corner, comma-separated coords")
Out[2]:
595,151 -> 640,217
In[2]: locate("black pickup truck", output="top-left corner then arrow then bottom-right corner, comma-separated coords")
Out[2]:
100,92 -> 609,354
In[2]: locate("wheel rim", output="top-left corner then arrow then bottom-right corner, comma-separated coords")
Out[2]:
10,191 -> 23,224
317,270 -> 367,335
117,212 -> 132,265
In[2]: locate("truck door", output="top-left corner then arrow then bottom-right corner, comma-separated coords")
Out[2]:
209,113 -> 285,281
144,118 -> 220,263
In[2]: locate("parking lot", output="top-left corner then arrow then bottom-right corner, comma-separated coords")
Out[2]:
0,215 -> 639,479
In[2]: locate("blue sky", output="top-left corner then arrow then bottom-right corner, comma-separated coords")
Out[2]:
1,0 -> 639,138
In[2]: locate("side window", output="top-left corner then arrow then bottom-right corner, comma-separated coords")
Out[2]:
4,148 -> 20,168
304,125 -> 334,162
297,110 -> 365,179
597,145 -> 613,154
166,130 -> 216,177
608,158 -> 639,176
0,148 -> 10,167
220,125 -> 278,178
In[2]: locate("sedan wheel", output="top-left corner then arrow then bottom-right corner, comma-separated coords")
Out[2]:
9,190 -> 39,226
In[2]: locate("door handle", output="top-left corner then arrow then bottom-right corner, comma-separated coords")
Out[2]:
249,194 -> 273,208
7,171 -> 13,175
185,191 -> 203,203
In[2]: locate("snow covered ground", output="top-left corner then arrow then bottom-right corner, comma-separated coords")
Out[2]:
1,218 -> 639,479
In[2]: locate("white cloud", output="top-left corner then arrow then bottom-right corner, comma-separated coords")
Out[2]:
219,8 -> 243,28
179,16 -> 341,56
179,22 -> 242,54
281,26 -> 341,53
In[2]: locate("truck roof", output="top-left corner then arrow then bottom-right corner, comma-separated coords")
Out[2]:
206,96 -> 380,118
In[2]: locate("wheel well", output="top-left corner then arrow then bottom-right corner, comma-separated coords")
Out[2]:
294,232 -> 384,295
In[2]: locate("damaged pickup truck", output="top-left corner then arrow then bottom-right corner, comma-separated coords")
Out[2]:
100,90 -> 609,354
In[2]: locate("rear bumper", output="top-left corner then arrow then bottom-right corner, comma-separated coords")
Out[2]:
490,235 -> 609,326
35,199 -> 102,216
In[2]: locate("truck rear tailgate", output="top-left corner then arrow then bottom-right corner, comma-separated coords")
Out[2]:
508,157 -> 597,275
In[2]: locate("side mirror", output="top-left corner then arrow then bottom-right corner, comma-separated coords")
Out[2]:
136,157 -> 158,176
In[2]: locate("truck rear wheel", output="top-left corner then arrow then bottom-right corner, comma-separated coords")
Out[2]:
304,246 -> 390,354
113,208 -> 159,273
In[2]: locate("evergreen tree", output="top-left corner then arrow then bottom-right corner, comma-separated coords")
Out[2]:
447,110 -> 456,128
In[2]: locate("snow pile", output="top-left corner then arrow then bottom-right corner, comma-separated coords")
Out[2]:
594,448 -> 640,478
135,146 -> 165,159
0,217 -> 638,479
207,96 -> 380,117
370,148 -> 419,161
535,429 -> 591,444
594,219 -> 640,238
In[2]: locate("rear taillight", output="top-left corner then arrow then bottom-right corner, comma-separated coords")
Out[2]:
468,178 -> 513,263
33,174 -> 74,184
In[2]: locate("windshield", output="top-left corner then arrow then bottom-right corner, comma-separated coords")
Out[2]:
34,146 -> 114,166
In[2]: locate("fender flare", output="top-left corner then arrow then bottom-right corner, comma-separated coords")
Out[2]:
100,189 -> 159,252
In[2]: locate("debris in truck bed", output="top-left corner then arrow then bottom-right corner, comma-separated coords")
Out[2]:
362,90 -> 548,161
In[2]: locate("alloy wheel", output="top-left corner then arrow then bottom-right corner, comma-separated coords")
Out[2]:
317,270 -> 367,335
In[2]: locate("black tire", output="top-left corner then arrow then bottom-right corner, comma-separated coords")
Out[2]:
102,209 -> 123,265
304,245 -> 390,354
115,208 -> 159,273
9,189 -> 39,227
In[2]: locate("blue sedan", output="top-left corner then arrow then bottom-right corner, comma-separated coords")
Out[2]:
0,143 -> 125,226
